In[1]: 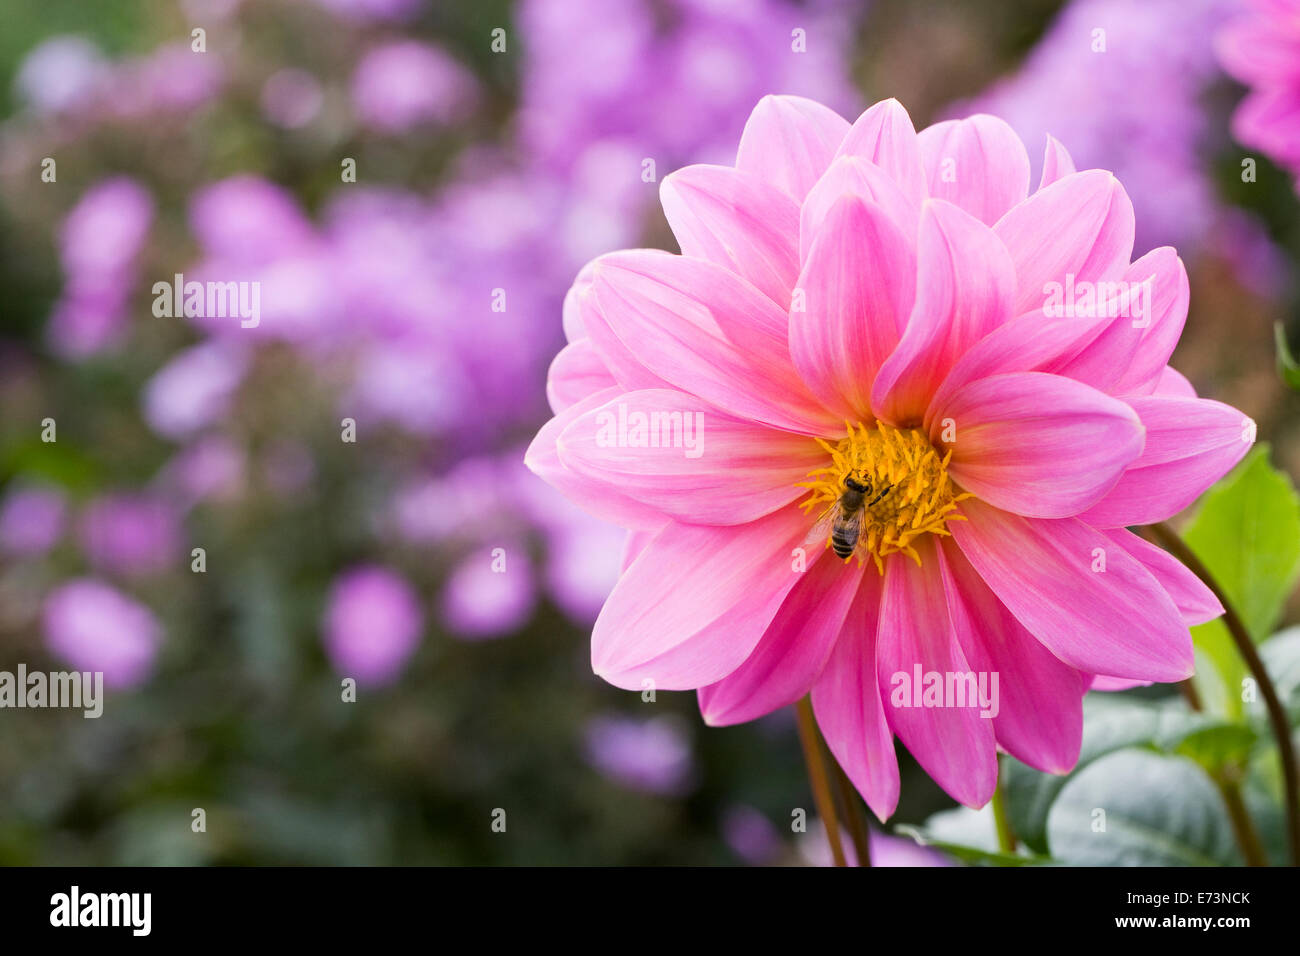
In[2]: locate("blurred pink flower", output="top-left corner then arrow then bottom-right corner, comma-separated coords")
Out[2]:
323,565 -> 423,685
800,824 -> 955,867
111,43 -> 224,117
0,485 -> 67,557
47,177 -> 154,360
1218,0 -> 1300,189
721,804 -> 783,864
529,95 -> 1255,820
189,176 -> 316,266
583,713 -> 695,796
161,435 -> 247,507
351,41 -> 477,134
439,544 -> 537,641
43,579 -> 161,688
14,36 -> 109,114
79,493 -> 181,577
142,343 -> 247,440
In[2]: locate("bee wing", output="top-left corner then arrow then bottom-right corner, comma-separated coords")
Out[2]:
801,505 -> 837,553
840,506 -> 866,539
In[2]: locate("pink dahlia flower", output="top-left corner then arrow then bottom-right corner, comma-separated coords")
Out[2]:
527,96 -> 1255,820
1218,0 -> 1300,187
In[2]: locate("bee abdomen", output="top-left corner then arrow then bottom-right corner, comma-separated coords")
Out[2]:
831,527 -> 858,559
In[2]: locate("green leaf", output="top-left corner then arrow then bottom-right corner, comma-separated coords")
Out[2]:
1046,748 -> 1243,866
1246,627 -> 1300,726
897,807 -> 1055,866
1004,695 -> 1171,853
1183,446 -> 1300,718
1170,722 -> 1257,772
1276,321 -> 1300,391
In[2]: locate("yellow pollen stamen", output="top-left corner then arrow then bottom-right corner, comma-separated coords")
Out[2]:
797,423 -> 972,573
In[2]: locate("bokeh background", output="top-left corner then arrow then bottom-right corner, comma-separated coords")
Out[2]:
0,0 -> 1296,865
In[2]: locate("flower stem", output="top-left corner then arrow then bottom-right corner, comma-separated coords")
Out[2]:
991,757 -> 1017,854
1218,775 -> 1269,867
830,753 -> 873,867
1148,520 -> 1300,867
795,696 -> 846,866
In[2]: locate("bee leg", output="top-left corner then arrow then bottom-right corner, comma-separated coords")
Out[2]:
868,484 -> 892,506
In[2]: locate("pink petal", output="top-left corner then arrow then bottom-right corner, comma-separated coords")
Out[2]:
950,499 -> 1194,681
939,538 -> 1086,774
1038,135 -> 1077,190
525,387 -> 673,530
872,199 -> 1016,425
1078,396 -> 1256,527
933,371 -> 1144,519
699,556 -> 864,726
993,169 -> 1135,317
1101,528 -> 1223,627
1091,675 -> 1151,692
835,99 -> 929,207
1154,366 -> 1197,398
1048,247 -> 1190,397
811,570 -> 900,821
799,156 -> 919,262
924,305 -> 1118,425
592,251 -> 837,435
790,195 -> 916,421
660,164 -> 800,307
546,338 -> 617,413
1216,12 -> 1300,86
592,506 -> 815,689
918,114 -> 1031,226
735,94 -> 850,201
577,268 -> 674,392
620,527 -> 660,572
562,261 -> 597,343
556,388 -> 822,526
876,539 -> 998,808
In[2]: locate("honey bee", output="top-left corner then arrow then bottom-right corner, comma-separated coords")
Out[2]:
822,476 -> 892,559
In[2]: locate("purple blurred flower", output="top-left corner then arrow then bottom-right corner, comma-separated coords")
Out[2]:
1218,0 -> 1300,189
48,177 -> 154,360
343,343 -> 470,436
143,343 -> 246,440
43,578 -> 161,688
323,565 -> 423,685
60,177 -> 154,278
190,176 -> 316,265
79,493 -> 181,577
517,0 -> 858,176
111,43 -> 224,117
800,825 -> 956,867
722,804 -> 783,865
540,518 -> 623,626
46,294 -> 130,360
261,68 -> 324,129
161,435 -> 246,507
583,713 -> 696,796
0,485 -> 67,557
14,36 -> 109,114
351,41 -> 478,134
440,544 -> 537,640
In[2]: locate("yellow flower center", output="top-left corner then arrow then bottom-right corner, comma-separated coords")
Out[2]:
798,423 -> 970,572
